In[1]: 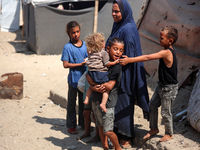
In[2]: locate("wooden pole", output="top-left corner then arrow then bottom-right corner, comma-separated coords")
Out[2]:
93,0 -> 99,33
20,1 -> 24,42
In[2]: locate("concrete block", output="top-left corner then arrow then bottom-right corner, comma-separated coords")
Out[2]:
50,90 -> 67,109
49,90 -> 79,115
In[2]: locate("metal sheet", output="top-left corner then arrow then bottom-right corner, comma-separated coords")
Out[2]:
139,0 -> 200,86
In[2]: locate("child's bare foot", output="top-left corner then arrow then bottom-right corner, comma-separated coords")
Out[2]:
100,103 -> 107,113
143,129 -> 159,140
159,134 -> 173,142
76,133 -> 91,140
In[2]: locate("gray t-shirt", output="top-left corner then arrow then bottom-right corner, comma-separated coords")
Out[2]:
86,49 -> 110,72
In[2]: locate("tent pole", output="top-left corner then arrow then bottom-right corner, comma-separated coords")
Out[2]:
22,1 -> 25,42
93,0 -> 99,33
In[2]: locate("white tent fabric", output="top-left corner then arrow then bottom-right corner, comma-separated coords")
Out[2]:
0,0 -> 20,32
187,69 -> 200,132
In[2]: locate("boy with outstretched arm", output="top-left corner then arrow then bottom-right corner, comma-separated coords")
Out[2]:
119,26 -> 179,142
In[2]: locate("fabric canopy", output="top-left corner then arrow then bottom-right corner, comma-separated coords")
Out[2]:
0,0 -> 20,32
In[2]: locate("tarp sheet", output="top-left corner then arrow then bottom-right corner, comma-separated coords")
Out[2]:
138,0 -> 200,86
187,69 -> 200,132
0,0 -> 20,32
23,0 -> 148,54
23,1 -> 96,54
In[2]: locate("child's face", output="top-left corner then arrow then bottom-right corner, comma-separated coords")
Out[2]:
68,26 -> 80,41
107,43 -> 124,61
159,31 -> 172,49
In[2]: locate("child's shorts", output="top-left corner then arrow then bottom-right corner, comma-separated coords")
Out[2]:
91,99 -> 114,133
102,107 -> 114,133
88,71 -> 109,84
92,100 -> 103,127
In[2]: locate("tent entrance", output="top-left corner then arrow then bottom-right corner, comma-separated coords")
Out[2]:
49,1 -> 107,11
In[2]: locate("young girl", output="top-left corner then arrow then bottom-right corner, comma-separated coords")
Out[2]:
84,33 -> 118,113
61,21 -> 88,134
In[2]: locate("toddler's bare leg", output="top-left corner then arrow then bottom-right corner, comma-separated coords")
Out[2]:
100,91 -> 109,113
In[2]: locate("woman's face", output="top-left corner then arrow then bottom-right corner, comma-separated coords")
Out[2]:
112,3 -> 122,23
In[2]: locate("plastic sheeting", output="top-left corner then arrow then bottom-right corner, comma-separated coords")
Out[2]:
187,69 -> 200,132
23,1 -> 96,54
138,0 -> 200,86
0,0 -> 20,32
23,0 -> 147,54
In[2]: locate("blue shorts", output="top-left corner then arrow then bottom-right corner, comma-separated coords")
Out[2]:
88,71 -> 109,84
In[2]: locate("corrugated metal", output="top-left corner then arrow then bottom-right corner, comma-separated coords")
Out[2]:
138,0 -> 200,87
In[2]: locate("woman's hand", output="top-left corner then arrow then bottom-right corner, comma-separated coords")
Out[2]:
92,84 -> 106,93
119,55 -> 129,66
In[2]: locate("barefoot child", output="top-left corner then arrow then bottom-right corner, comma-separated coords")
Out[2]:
61,21 -> 88,134
84,33 -> 118,113
88,37 -> 124,150
119,26 -> 179,142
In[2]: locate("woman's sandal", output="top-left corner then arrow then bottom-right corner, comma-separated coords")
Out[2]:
120,140 -> 132,149
120,143 -> 132,149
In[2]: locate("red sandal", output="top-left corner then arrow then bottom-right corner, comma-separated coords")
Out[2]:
68,128 -> 78,134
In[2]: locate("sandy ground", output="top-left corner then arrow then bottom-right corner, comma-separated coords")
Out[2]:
0,29 -> 200,150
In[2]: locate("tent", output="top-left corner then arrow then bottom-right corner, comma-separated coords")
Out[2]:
0,0 -> 20,32
22,0 -> 146,55
23,0 -> 107,55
